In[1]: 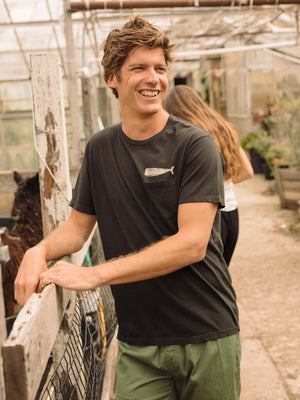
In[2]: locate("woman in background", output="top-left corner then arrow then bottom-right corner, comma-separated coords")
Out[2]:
164,84 -> 254,266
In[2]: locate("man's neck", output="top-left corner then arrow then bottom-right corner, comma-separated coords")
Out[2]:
122,110 -> 169,141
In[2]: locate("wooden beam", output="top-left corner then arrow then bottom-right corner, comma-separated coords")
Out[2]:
30,53 -> 72,237
1,53 -> 100,400
2,228 -> 95,400
0,113 -> 8,171
100,329 -> 118,400
81,75 -> 103,139
69,0 -> 300,12
2,284 -> 72,400
2,53 -> 78,400
0,267 -> 7,400
275,168 -> 300,210
63,0 -> 83,166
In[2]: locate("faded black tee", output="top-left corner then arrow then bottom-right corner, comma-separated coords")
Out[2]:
70,115 -> 239,345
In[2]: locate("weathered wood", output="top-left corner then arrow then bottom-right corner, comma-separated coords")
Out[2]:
2,228 -> 94,400
81,75 -> 103,139
2,54 -> 101,400
2,54 -> 77,400
275,168 -> 300,210
63,0 -> 82,166
0,268 -> 7,400
0,114 -> 7,171
69,0 -> 300,12
3,284 -> 72,400
30,53 -> 73,237
31,53 -> 77,387
101,329 -> 118,400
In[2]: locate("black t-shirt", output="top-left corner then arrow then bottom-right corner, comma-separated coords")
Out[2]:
70,115 -> 239,345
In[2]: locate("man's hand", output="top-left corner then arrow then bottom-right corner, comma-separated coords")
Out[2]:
38,261 -> 99,292
14,246 -> 48,306
14,209 -> 97,305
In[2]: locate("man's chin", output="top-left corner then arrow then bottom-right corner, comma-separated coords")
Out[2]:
140,104 -> 162,116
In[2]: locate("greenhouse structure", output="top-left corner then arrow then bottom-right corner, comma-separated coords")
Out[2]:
0,1 -> 300,400
0,0 -> 299,171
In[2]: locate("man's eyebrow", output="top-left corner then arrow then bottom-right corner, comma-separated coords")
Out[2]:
127,63 -> 144,67
127,62 -> 167,68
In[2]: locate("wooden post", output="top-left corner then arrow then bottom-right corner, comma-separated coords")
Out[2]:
30,53 -> 72,236
2,237 -> 95,400
275,168 -> 300,210
2,54 -> 74,400
63,0 -> 82,166
0,112 -> 8,170
224,38 -> 252,136
30,52 -> 79,381
0,268 -> 7,400
2,53 -> 97,400
81,75 -> 103,139
101,330 -> 118,400
0,227 -> 9,399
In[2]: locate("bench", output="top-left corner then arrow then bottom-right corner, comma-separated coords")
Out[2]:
275,168 -> 300,210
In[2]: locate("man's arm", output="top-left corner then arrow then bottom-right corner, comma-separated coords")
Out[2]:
38,201 -> 218,291
14,209 -> 97,306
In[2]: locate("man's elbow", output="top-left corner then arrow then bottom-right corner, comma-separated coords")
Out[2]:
189,241 -> 208,263
72,237 -> 87,253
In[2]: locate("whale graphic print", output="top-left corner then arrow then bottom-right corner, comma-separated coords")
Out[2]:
144,166 -> 175,177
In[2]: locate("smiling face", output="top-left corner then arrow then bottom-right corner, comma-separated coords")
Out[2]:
108,46 -> 169,123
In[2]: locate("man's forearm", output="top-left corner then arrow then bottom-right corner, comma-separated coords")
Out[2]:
35,221 -> 86,262
92,228 -> 206,286
39,228 -> 206,292
33,210 -> 97,262
38,202 -> 217,292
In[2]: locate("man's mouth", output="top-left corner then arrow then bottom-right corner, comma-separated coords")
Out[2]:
139,90 -> 159,97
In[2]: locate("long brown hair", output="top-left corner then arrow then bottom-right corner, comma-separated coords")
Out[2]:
163,85 -> 242,180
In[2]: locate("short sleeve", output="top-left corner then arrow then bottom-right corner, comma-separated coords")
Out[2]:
70,143 -> 96,215
178,133 -> 225,208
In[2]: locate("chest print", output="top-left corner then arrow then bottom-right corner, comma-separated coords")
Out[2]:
144,166 -> 175,177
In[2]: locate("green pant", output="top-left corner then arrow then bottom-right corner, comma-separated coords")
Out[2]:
116,333 -> 241,400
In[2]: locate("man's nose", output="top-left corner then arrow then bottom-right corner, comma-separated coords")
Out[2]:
147,68 -> 159,83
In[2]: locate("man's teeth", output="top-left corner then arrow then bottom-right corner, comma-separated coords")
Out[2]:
140,90 -> 158,97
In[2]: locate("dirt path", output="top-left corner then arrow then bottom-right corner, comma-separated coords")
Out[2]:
229,174 -> 300,400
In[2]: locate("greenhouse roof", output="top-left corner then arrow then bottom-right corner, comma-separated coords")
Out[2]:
0,0 -> 299,82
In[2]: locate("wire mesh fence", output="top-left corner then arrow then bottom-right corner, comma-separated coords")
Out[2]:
36,230 -> 117,400
36,286 -> 117,400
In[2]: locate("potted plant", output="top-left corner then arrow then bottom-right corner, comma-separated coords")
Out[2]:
261,143 -> 289,180
265,92 -> 300,209
241,132 -> 265,174
241,131 -> 283,179
265,92 -> 300,170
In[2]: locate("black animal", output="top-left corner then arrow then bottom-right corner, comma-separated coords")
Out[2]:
1,171 -> 43,317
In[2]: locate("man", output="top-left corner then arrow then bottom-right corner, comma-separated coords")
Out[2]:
15,15 -> 241,400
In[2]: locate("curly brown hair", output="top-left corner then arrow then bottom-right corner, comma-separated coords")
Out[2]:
164,85 -> 243,180
101,15 -> 175,98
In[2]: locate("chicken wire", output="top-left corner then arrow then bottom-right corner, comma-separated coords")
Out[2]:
36,230 -> 117,400
36,286 -> 117,400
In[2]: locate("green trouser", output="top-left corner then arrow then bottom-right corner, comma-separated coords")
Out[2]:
116,333 -> 241,400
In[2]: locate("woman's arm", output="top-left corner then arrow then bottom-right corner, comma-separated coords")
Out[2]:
232,147 -> 254,184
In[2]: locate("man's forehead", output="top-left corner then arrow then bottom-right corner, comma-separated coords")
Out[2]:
125,46 -> 166,63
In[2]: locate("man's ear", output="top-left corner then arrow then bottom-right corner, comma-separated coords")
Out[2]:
107,73 -> 117,89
